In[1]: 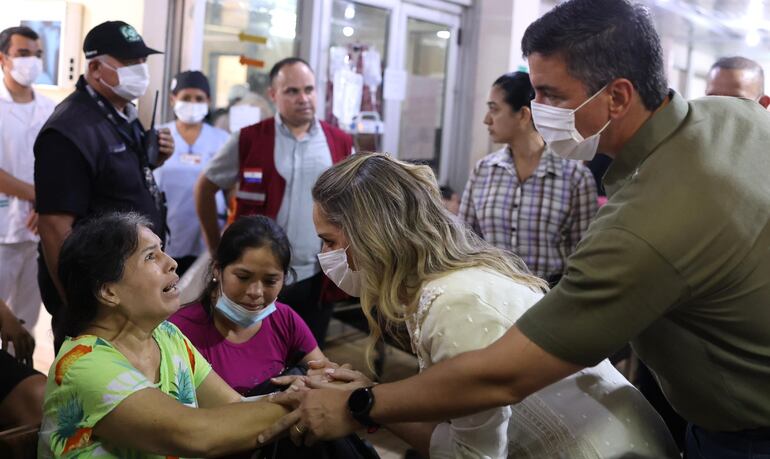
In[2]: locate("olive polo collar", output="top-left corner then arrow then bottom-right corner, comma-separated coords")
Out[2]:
603,90 -> 689,197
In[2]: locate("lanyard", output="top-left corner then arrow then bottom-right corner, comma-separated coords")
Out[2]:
82,82 -> 167,224
83,82 -> 145,153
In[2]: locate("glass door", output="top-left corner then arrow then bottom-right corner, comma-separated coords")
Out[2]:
314,0 -> 460,174
325,1 -> 392,151
200,0 -> 300,110
392,4 -> 459,182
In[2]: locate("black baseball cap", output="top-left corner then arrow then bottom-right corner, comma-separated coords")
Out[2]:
83,21 -> 162,60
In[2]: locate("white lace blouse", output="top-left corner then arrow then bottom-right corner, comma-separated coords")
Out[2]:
405,267 -> 679,459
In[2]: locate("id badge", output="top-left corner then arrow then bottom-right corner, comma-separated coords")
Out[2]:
180,153 -> 202,165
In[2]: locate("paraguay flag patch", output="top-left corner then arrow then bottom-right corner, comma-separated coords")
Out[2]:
243,168 -> 263,183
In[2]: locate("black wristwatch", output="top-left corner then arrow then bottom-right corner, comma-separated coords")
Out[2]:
347,386 -> 380,432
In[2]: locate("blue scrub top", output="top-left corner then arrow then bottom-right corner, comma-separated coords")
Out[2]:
154,121 -> 230,258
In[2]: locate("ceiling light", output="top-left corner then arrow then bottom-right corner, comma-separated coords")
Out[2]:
344,5 -> 355,20
343,26 -> 354,37
436,30 -> 450,39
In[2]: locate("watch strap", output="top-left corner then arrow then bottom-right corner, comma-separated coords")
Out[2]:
348,386 -> 380,431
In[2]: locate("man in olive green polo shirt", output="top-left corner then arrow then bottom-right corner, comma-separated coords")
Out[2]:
262,0 -> 770,456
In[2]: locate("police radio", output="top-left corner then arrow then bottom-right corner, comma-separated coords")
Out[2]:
144,90 -> 160,167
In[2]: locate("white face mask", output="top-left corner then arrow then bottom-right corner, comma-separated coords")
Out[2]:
174,101 -> 208,124
100,61 -> 150,101
9,56 -> 42,87
317,246 -> 361,297
531,85 -> 611,161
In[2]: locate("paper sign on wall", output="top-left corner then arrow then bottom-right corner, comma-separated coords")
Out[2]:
229,105 -> 261,133
329,47 -> 348,79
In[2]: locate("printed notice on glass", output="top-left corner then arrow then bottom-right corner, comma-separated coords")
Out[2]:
229,105 -> 261,133
383,68 -> 407,101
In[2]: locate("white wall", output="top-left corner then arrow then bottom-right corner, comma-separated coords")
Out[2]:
3,0 -> 152,105
73,0 -> 144,34
464,0 -> 541,176
137,0 -> 169,125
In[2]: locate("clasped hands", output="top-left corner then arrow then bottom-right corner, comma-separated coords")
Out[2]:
258,358 -> 374,446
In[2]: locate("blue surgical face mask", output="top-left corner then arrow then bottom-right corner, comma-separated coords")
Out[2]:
214,286 -> 277,328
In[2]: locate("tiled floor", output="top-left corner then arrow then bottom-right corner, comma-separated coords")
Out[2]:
30,305 -> 420,459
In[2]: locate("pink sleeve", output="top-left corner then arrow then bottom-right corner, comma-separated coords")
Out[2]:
167,303 -> 208,347
277,303 -> 318,359
167,310 -> 185,331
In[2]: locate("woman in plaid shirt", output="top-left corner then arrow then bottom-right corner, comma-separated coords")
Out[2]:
459,72 -> 598,285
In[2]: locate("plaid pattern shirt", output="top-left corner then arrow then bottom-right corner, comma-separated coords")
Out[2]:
460,146 -> 598,280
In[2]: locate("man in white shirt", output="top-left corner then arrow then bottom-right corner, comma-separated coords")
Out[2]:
0,26 -> 55,331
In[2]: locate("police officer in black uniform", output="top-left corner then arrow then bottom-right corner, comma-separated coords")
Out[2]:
34,21 -> 174,350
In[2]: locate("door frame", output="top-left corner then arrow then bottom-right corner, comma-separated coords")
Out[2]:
307,0 -> 401,149
391,3 -> 460,183
310,0 -> 461,184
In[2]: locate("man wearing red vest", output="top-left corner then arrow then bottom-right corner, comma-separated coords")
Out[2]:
195,57 -> 353,346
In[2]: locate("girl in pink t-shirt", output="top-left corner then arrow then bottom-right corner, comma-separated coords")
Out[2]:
170,216 -> 325,395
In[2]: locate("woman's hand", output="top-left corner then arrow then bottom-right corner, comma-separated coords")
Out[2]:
272,366 -> 374,393
315,367 -> 374,390
270,374 -> 313,392
305,358 -> 353,377
260,388 -> 360,446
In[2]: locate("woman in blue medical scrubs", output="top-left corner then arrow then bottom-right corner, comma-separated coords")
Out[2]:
155,71 -> 230,275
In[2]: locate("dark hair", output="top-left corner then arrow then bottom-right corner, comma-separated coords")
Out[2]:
269,57 -> 312,85
492,71 -> 535,112
55,212 -> 151,345
0,26 -> 39,54
439,185 -> 455,201
711,56 -> 765,87
712,56 -> 763,72
171,70 -> 211,97
198,216 -> 293,313
521,0 -> 667,111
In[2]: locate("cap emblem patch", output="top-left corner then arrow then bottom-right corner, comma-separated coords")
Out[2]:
120,25 -> 141,42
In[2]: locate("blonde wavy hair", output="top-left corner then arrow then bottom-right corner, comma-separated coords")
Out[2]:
312,153 -> 548,369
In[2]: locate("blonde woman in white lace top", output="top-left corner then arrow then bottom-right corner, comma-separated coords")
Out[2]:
290,153 -> 678,458
409,267 -> 677,458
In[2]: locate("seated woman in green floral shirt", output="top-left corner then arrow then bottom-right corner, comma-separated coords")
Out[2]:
38,212 -> 287,458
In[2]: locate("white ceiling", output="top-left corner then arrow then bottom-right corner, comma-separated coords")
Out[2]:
643,0 -> 770,58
